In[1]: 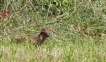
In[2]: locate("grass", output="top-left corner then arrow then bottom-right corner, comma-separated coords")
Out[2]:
0,0 -> 106,62
0,38 -> 106,62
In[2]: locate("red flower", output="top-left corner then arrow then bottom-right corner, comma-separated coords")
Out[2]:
0,10 -> 12,21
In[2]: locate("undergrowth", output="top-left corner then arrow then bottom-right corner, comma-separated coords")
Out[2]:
0,0 -> 106,62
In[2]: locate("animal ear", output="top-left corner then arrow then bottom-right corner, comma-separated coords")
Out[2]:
42,28 -> 45,31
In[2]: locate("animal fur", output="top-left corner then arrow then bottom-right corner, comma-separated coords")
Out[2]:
16,28 -> 52,46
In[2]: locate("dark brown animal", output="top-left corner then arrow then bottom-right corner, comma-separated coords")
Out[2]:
0,10 -> 11,21
16,28 -> 52,46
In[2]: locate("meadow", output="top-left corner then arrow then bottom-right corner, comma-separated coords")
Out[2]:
0,0 -> 106,62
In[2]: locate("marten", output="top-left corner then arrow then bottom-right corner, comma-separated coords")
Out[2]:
16,28 -> 52,46
0,10 -> 11,21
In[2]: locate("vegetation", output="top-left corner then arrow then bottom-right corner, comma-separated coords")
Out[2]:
0,0 -> 106,62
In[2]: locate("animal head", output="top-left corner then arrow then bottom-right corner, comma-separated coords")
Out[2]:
41,28 -> 52,37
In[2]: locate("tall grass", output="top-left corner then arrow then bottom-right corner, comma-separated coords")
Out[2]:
0,0 -> 106,62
